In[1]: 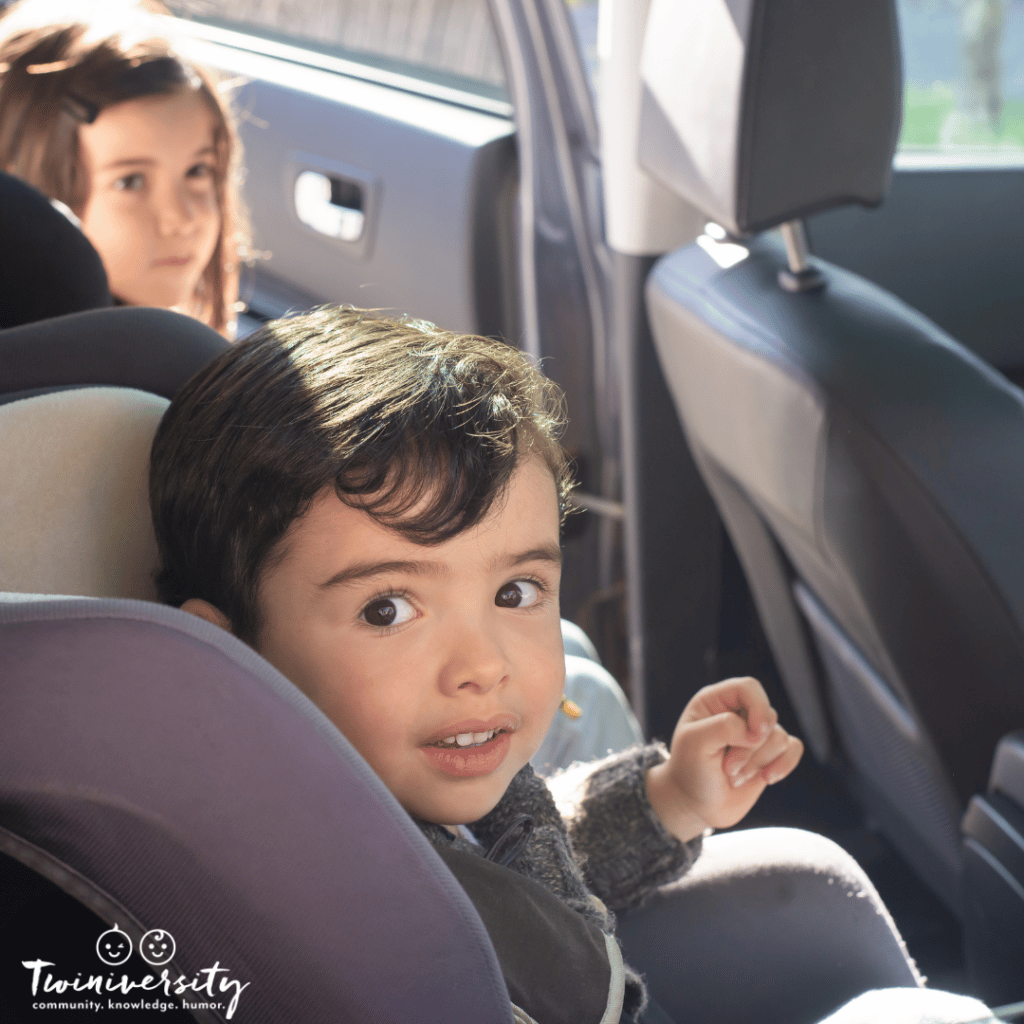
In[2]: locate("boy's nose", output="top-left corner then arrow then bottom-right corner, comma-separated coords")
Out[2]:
437,623 -> 511,697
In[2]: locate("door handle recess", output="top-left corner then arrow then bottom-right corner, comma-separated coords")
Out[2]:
294,170 -> 365,242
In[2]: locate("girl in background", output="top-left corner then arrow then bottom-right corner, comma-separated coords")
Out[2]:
0,0 -> 249,337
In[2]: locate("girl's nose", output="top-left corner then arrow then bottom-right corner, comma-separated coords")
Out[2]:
437,622 -> 511,697
158,185 -> 206,235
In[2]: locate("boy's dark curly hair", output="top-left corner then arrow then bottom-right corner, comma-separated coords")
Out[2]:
150,306 -> 574,645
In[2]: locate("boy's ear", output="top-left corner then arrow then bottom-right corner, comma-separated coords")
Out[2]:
180,598 -> 232,633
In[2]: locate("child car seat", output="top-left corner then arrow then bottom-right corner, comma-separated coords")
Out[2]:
0,171 -> 111,329
0,306 -> 229,599
0,593 -> 513,1022
0,304 -> 638,1020
0,306 -> 515,1021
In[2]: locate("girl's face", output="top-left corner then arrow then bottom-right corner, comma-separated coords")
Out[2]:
77,90 -> 221,315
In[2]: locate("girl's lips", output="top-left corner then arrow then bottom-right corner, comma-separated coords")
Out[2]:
421,731 -> 512,778
153,255 -> 192,267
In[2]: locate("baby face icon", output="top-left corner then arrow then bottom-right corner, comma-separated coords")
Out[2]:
96,924 -> 132,965
140,928 -> 176,966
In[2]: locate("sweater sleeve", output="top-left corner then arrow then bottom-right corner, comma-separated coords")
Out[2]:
547,742 -> 703,912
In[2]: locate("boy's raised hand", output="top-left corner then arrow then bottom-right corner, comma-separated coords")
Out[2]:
645,677 -> 804,843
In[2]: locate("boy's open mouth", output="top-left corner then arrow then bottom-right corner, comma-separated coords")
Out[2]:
422,727 -> 514,778
429,728 -> 508,749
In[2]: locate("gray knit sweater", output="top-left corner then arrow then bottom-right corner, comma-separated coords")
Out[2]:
415,742 -> 703,1022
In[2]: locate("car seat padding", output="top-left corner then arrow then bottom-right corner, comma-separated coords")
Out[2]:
0,306 -> 229,400
0,387 -> 167,600
0,594 -> 514,1022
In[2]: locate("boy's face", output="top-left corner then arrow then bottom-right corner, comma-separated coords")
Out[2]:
254,457 -> 566,826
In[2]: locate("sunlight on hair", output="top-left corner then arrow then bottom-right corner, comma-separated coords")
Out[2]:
1,1 -> 172,53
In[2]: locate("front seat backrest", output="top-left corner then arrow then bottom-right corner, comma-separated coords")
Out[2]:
638,0 -> 1024,915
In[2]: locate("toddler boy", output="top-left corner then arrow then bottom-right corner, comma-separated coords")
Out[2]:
149,306 -> 802,1022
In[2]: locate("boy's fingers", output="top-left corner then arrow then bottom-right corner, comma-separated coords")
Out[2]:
730,732 -> 804,788
719,713 -> 784,779
722,723 -> 788,783
758,735 -> 804,785
698,677 -> 777,741
680,709 -> 760,759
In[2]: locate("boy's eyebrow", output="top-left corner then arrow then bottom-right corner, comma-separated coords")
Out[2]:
319,559 -> 452,590
318,543 -> 562,590
491,543 -> 563,572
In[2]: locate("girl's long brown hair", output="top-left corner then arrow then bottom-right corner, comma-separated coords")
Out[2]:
0,0 -> 250,336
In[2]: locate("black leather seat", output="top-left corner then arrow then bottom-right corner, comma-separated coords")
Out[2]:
637,0 -> 1024,927
0,170 -> 112,329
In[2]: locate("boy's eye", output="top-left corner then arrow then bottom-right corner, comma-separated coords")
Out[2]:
114,172 -> 145,192
361,595 -> 415,629
495,580 -> 541,609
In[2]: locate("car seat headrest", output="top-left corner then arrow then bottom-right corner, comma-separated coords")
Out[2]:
0,387 -> 166,600
637,0 -> 902,236
0,305 -> 230,400
0,171 -> 112,329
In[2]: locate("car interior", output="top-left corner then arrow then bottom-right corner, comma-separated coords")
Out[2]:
0,172 -> 112,331
2,0 -> 1024,1018
635,0 -> 1024,1002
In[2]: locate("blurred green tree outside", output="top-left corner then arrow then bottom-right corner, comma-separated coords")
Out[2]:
900,0 -> 1024,150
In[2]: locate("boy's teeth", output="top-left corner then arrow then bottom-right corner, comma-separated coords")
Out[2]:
445,729 -> 498,748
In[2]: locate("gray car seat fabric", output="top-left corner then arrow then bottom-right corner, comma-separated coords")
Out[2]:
639,0 -> 1024,920
0,171 -> 112,329
0,594 -> 513,1023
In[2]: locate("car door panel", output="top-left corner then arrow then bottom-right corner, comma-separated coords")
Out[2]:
177,30 -> 517,337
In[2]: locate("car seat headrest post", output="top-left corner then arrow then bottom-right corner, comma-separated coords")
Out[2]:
778,220 -> 827,294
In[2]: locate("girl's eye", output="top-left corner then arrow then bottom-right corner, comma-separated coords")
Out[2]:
495,579 -> 541,609
115,172 -> 145,192
186,162 -> 214,181
361,595 -> 415,629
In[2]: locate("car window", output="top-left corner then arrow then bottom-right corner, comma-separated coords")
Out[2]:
897,0 -> 1024,162
164,0 -> 507,101
567,0 -> 1024,167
